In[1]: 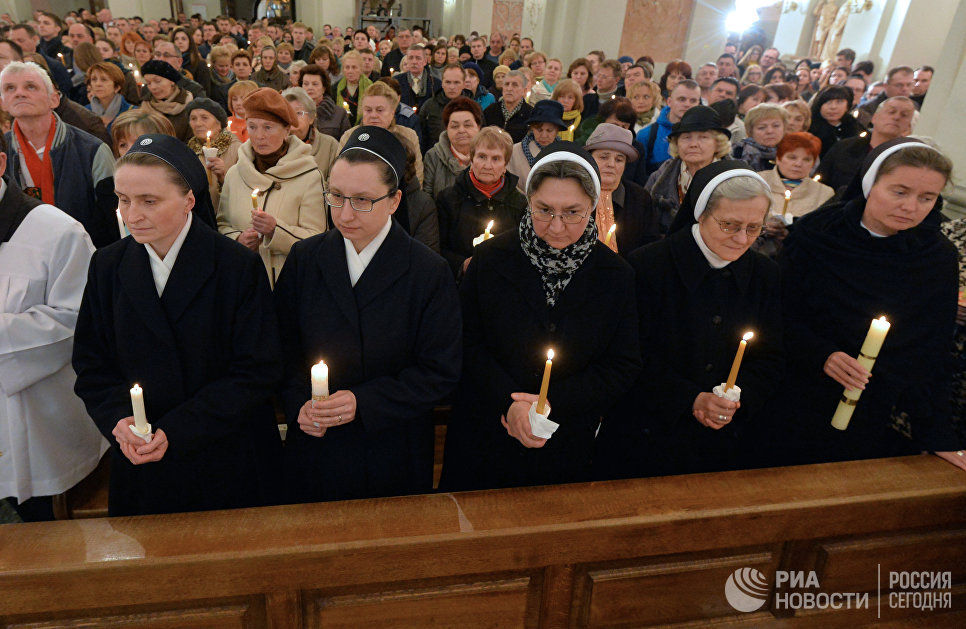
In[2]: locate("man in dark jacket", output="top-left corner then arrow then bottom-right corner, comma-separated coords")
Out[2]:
855,65 -> 916,128
468,36 -> 497,87
2,62 -> 118,247
380,28 -> 413,76
482,70 -> 533,143
419,64 -> 471,153
395,45 -> 441,109
9,23 -> 72,97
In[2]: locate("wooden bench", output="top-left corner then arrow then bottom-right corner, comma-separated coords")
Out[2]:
3,455 -> 965,627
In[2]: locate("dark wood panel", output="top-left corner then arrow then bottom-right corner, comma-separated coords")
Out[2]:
2,597 -> 265,629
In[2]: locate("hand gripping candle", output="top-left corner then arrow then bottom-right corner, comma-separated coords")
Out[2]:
311,360 -> 329,402
129,384 -> 152,442
831,316 -> 890,430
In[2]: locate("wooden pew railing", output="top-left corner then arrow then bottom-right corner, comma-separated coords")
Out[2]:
2,455 -> 966,628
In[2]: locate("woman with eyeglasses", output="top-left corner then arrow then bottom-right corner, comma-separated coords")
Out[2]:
595,161 -> 784,480
440,143 -> 642,491
215,88 -> 325,288
275,126 -> 461,502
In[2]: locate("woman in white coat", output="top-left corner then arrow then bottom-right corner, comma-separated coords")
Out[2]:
0,144 -> 108,521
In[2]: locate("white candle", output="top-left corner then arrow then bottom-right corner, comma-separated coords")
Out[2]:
781,189 -> 791,217
831,316 -> 891,430
116,209 -> 129,237
130,384 -> 149,433
251,188 -> 259,210
484,220 -> 493,238
311,361 -> 329,401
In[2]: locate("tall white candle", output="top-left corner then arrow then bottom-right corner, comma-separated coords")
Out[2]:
130,384 -> 148,433
311,361 -> 329,401
831,316 -> 891,430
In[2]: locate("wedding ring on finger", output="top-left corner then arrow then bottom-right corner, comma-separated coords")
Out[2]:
313,422 -> 320,428
339,415 -> 343,423
718,414 -> 727,421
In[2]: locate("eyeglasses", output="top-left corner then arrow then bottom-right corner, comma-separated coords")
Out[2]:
708,214 -> 764,237
324,190 -> 394,213
294,110 -> 312,118
153,51 -> 180,59
531,207 -> 590,225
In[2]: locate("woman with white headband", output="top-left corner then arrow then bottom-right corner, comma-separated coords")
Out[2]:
596,160 -> 784,479
441,143 -> 642,491
275,126 -> 462,502
768,137 -> 965,470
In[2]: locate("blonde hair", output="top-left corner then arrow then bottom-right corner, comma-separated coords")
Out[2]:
361,80 -> 400,109
227,80 -> 259,115
499,49 -> 518,66
628,79 -> 662,110
669,130 -> 732,160
781,100 -> 811,130
552,79 -> 585,113
744,103 -> 788,136
525,51 -> 547,66
341,50 -> 363,67
209,44 -> 231,64
470,126 -> 513,162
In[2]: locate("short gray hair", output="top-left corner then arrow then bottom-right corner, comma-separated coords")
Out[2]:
504,69 -> 526,86
281,87 -> 316,120
526,160 -> 598,206
0,61 -> 54,96
706,175 -> 772,216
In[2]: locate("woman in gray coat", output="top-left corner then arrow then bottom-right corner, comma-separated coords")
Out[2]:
422,97 -> 481,200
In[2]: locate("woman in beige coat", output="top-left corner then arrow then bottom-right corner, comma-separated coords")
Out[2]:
282,86 -> 340,185
217,88 -> 325,287
761,132 -> 834,220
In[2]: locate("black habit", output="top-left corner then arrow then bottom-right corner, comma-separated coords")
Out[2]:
762,196 -> 961,465
815,134 -> 872,197
440,230 -> 642,491
275,222 -> 462,502
611,180 -> 662,256
596,227 -> 784,478
72,218 -> 283,516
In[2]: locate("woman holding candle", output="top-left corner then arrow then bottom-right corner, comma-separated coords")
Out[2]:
437,126 -> 528,278
596,161 -> 783,479
275,127 -> 461,502
216,88 -> 325,287
137,60 -> 194,141
72,135 -> 282,516
185,98 -> 241,210
226,80 -> 259,144
422,96 -> 482,199
768,138 -> 964,469
441,143 -> 641,491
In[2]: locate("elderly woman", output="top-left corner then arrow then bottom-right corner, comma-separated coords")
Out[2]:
73,135 -> 282,516
809,85 -> 861,157
110,109 -> 176,157
629,79 -> 661,133
334,51 -> 372,124
437,127 -> 528,277
339,81 -> 423,184
299,63 -> 351,140
529,57 -> 563,104
288,60 -> 307,87
441,144 -> 642,491
216,88 -> 325,287
252,45 -> 289,92
585,123 -> 661,255
423,96 -> 482,199
768,139 -> 964,470
646,106 -> 732,234
551,78 -> 584,141
781,100 -> 810,133
226,80 -> 258,143
208,45 -> 236,111
85,61 -> 132,133
731,103 -> 787,171
597,161 -> 783,479
185,98 -> 241,210
390,126 -> 440,252
282,86 -> 340,182
761,132 -> 833,219
507,100 -> 568,191
490,64 -> 510,99
275,126 -> 461,502
138,60 -> 193,137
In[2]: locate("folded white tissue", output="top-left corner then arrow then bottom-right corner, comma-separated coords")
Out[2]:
129,423 -> 152,444
712,383 -> 741,402
201,146 -> 218,165
528,402 -> 558,439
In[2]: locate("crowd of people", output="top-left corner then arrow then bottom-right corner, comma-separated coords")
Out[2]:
1,7 -> 964,522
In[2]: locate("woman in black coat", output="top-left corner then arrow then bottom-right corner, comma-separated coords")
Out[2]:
72,135 -> 282,516
276,127 -> 462,502
808,85 -> 862,158
765,138 -> 965,470
584,122 -> 662,256
436,126 -> 528,277
440,144 -> 642,491
596,161 -> 784,479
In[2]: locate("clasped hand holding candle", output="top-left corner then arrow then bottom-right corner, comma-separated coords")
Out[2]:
692,332 -> 752,429
299,360 -> 357,438
829,316 -> 890,430
501,350 -> 554,448
109,384 -> 169,465
250,188 -> 277,238
472,220 -> 495,247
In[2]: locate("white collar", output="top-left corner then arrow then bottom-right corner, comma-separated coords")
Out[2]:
691,223 -> 731,269
859,219 -> 889,238
343,217 -> 392,287
146,212 -> 193,296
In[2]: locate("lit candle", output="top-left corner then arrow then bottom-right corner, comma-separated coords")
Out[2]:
813,174 -> 821,183
852,109 -> 859,118
57,52 -> 64,64
311,360 -> 329,401
568,123 -> 576,132
116,209 -> 129,237
413,105 -> 418,113
536,349 -> 554,415
342,100 -> 350,111
133,69 -> 141,85
389,67 -> 395,75
831,316 -> 891,430
130,384 -> 149,434
251,188 -> 259,210
604,224 -> 616,247
859,131 -> 868,137
484,220 -> 493,238
781,189 -> 791,217
725,332 -> 754,391
227,119 -> 233,132
205,130 -> 212,148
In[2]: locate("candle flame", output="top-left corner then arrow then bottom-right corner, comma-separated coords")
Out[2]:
610,94 -> 616,99
206,130 -> 212,139
877,316 -> 888,323
132,383 -> 141,391
742,331 -> 754,341
852,109 -> 859,118
859,131 -> 867,137
813,174 -> 821,182
784,189 -> 791,199
607,224 -> 616,235
486,220 -> 494,231
569,124 -> 575,132
547,349 -> 554,360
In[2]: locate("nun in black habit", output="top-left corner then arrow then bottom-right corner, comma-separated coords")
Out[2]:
276,126 -> 462,502
595,161 -> 785,479
440,143 -> 642,492
762,138 -> 966,469
72,135 -> 282,516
